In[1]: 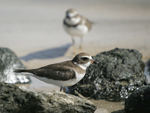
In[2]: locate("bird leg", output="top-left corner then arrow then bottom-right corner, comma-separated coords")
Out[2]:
72,36 -> 75,45
60,86 -> 66,92
63,87 -> 66,92
60,86 -> 63,91
71,36 -> 76,54
79,37 -> 83,52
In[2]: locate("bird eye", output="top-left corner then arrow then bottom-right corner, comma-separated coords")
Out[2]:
81,57 -> 88,61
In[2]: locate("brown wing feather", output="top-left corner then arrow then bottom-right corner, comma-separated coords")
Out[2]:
29,61 -> 76,81
15,61 -> 76,81
80,15 -> 92,30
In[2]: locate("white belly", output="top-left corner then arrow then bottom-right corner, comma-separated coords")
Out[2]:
31,73 -> 85,87
63,24 -> 88,37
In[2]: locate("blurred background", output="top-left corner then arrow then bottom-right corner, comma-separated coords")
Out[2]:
0,0 -> 150,112
1,0 -> 150,63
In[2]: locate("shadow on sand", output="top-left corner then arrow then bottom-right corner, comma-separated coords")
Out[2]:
20,43 -> 71,61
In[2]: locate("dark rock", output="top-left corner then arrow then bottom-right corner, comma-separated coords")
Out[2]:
0,47 -> 30,84
144,59 -> 150,75
144,59 -> 150,83
146,59 -> 150,72
125,85 -> 150,113
69,48 -> 147,101
0,83 -> 96,113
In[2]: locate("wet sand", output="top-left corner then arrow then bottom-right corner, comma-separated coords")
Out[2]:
1,0 -> 150,112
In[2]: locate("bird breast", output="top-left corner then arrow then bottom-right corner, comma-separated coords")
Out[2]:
63,24 -> 88,37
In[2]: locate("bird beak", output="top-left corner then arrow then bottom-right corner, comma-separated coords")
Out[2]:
91,60 -> 98,64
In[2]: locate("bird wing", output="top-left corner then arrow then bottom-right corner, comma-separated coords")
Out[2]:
32,64 -> 76,81
80,15 -> 92,30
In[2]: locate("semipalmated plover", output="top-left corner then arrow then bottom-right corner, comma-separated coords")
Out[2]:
63,9 -> 92,54
14,52 -> 97,91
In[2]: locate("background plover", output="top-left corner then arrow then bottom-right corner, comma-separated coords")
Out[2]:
63,9 -> 92,54
14,52 -> 97,91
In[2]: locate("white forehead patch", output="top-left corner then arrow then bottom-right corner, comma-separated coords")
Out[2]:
65,16 -> 81,25
68,12 -> 77,17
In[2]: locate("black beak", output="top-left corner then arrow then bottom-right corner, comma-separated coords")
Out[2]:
91,60 -> 98,64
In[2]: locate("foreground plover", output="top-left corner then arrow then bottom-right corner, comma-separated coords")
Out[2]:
63,9 -> 92,54
14,52 -> 97,91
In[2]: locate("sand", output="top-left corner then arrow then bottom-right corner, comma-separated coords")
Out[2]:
1,0 -> 150,112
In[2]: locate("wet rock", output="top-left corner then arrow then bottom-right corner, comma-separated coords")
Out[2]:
144,59 -> 150,76
125,85 -> 150,113
0,47 -> 30,84
146,59 -> 150,73
69,48 -> 147,101
144,59 -> 150,83
0,83 -> 97,113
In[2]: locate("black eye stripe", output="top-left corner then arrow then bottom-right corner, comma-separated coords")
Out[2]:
81,57 -> 89,61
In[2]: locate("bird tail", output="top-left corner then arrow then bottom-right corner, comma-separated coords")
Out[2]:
14,69 -> 34,73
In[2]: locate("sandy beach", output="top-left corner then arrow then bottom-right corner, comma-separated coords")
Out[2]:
0,0 -> 150,112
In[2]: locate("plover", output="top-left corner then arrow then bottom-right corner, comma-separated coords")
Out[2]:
63,9 -> 92,54
14,52 -> 97,91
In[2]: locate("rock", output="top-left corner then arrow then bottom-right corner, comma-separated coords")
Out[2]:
0,83 -> 97,113
0,47 -> 30,84
69,48 -> 147,101
125,85 -> 150,113
144,59 -> 150,83
144,59 -> 150,75
146,59 -> 150,73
